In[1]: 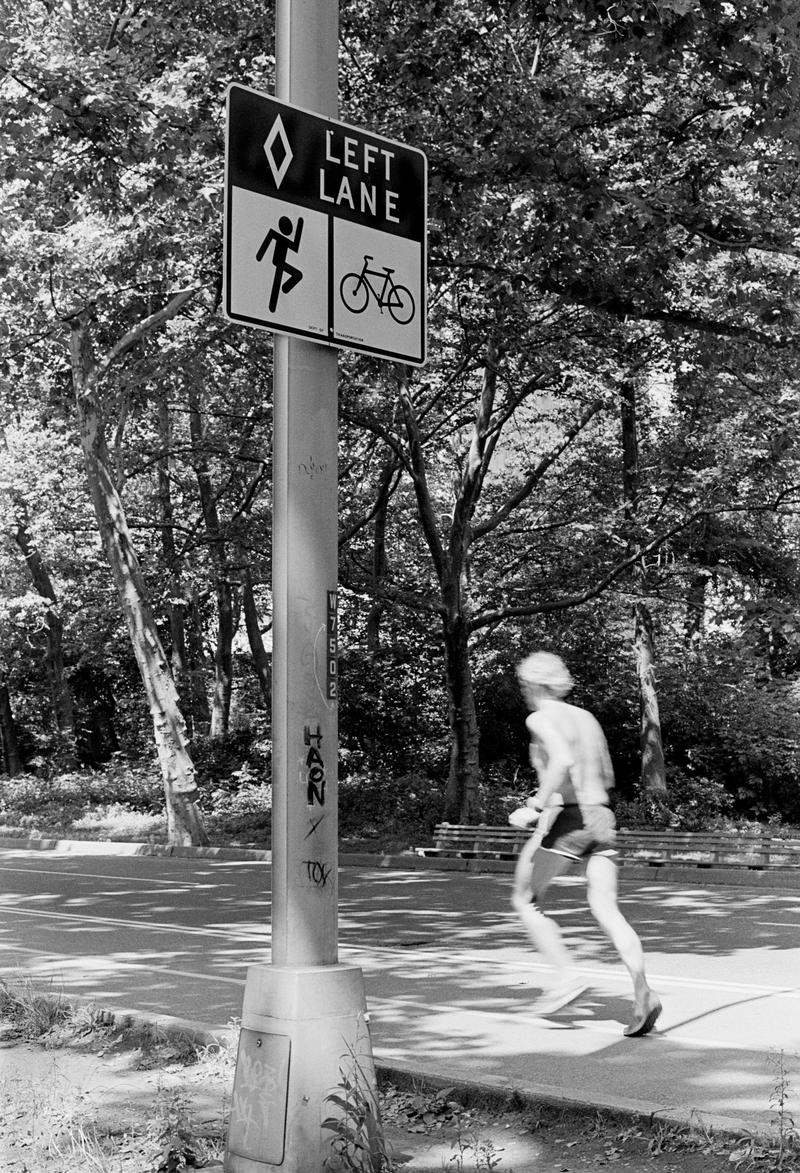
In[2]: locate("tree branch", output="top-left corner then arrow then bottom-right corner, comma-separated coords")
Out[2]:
473,398 -> 606,540
338,458 -> 402,549
469,514 -> 702,629
94,287 -> 201,386
398,374 -> 447,581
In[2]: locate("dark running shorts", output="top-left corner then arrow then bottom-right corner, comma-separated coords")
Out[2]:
540,803 -> 617,861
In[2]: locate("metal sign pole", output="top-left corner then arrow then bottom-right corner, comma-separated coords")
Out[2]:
225,5 -> 378,1172
271,0 -> 339,967
271,333 -> 339,966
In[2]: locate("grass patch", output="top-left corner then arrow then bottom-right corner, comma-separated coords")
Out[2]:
0,978 -> 226,1072
1,983 -> 236,1171
2,1063 -> 228,1172
71,803 -> 168,841
0,977 -> 71,1038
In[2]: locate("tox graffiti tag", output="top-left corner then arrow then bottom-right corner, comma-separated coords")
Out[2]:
302,859 -> 332,887
303,724 -> 327,806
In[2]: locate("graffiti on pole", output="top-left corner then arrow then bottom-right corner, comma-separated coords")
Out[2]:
303,723 -> 327,806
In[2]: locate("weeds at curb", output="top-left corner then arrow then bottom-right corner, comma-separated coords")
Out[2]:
0,977 -> 70,1038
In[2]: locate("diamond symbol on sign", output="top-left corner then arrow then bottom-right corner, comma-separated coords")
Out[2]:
263,116 -> 293,188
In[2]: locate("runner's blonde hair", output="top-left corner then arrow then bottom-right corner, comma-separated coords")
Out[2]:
516,651 -> 574,698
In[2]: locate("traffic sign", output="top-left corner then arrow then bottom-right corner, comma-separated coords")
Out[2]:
224,83 -> 427,365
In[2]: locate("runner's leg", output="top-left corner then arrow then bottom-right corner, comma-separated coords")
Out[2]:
585,853 -> 661,1032
512,841 -> 577,992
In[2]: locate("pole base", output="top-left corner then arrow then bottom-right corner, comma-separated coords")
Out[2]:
224,963 -> 378,1173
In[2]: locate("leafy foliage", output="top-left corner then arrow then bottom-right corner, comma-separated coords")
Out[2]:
3,0 -> 800,832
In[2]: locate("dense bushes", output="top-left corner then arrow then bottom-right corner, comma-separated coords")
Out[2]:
3,625 -> 800,843
338,770 -> 442,846
612,769 -> 734,832
0,759 -> 164,834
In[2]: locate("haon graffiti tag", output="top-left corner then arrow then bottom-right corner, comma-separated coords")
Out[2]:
303,723 -> 326,806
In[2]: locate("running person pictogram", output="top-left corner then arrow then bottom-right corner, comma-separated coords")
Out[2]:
256,215 -> 304,314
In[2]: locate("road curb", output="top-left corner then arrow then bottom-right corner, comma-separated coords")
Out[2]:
376,1056 -> 754,1141
1,832 -> 799,888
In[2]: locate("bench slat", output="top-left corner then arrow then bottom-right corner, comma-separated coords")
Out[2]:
416,823 -> 800,868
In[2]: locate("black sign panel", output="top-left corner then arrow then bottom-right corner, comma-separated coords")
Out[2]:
224,84 -> 427,365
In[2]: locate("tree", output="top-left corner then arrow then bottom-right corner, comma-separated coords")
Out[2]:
337,0 -> 800,818
619,374 -> 667,793
0,0 -> 247,838
3,0 -> 800,836
155,390 -> 211,738
70,299 -> 209,844
1,426 -> 77,762
11,509 -> 77,762
0,676 -> 23,776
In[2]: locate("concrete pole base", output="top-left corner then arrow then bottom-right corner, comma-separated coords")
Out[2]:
224,963 -> 379,1173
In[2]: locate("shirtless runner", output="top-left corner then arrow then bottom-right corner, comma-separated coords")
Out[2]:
511,651 -> 662,1037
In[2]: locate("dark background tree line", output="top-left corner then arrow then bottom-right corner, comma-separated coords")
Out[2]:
2,0 -> 800,844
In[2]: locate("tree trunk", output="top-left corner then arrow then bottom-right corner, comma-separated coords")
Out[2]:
155,395 -> 211,737
399,364 -> 498,823
684,569 -> 708,643
366,458 -> 396,656
156,396 -> 191,727
210,580 -> 236,737
619,380 -> 640,523
241,564 -> 271,708
13,515 -> 77,763
0,681 -> 23,776
187,587 -> 212,734
620,378 -> 667,794
189,387 -> 236,738
442,614 -> 481,823
634,601 -> 667,793
70,312 -> 208,846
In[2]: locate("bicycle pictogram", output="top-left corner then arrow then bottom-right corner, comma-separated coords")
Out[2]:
339,255 -> 415,325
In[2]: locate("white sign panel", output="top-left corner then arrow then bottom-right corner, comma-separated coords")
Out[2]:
224,84 -> 427,366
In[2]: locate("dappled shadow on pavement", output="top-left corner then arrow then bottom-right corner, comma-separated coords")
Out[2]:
366,980 -> 792,1132
2,851 -> 799,1135
339,867 -> 800,961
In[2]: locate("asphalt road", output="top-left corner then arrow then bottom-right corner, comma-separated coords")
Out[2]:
1,843 -> 798,1133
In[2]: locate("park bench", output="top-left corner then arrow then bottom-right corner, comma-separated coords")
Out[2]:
415,823 -> 800,870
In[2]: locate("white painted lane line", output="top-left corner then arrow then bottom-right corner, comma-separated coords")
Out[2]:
0,947 -> 247,987
0,864 -> 254,887
4,909 -> 797,1005
0,905 -> 266,941
342,943 -> 800,997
